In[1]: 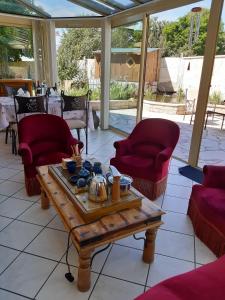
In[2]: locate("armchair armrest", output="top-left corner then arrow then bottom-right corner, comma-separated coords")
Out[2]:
114,139 -> 130,157
65,136 -> 84,155
155,147 -> 173,168
18,143 -> 33,165
203,165 -> 225,188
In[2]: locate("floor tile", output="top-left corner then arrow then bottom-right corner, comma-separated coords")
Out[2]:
155,229 -> 194,261
47,215 -> 66,232
0,194 -> 7,204
147,254 -> 195,287
90,275 -> 144,300
165,184 -> 192,199
167,174 -> 192,187
115,232 -> 145,250
0,220 -> 42,250
0,197 -> 33,219
13,188 -> 40,202
161,211 -> 193,235
162,194 -> 189,214
195,237 -> 217,264
61,244 -> 111,273
0,289 -> 30,300
0,245 -> 20,274
25,228 -> 68,261
102,244 -> 149,285
18,203 -> 56,226
0,181 -> 24,197
0,168 -> 19,180
0,253 -> 57,299
36,263 -> 98,300
9,171 -> 24,183
0,216 -> 12,231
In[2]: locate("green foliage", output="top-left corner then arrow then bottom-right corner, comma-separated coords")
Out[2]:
66,87 -> 88,96
110,82 -> 137,100
144,87 -> 156,100
177,88 -> 185,103
111,26 -> 142,48
148,17 -> 168,51
162,9 -> 225,56
209,90 -> 223,104
90,87 -> 101,100
57,28 -> 101,81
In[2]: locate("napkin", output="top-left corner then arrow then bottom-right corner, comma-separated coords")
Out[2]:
24,91 -> 30,97
17,88 -> 25,96
50,88 -> 57,96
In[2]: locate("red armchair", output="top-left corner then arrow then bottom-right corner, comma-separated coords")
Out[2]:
110,118 -> 180,200
135,255 -> 225,300
18,114 -> 83,196
188,165 -> 225,257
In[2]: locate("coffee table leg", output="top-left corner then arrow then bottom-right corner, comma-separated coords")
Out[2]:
41,188 -> 49,209
77,249 -> 92,292
143,228 -> 158,263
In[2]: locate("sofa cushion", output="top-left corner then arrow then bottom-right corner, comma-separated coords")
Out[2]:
131,143 -> 164,158
34,151 -> 70,167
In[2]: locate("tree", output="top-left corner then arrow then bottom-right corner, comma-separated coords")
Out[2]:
162,9 -> 225,57
57,28 -> 101,81
148,17 -> 168,50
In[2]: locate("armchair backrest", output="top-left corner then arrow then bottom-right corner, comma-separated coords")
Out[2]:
128,118 -> 180,155
18,114 -> 73,156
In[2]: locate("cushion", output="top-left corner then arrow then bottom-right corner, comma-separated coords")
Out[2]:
16,96 -> 45,114
66,119 -> 86,129
34,151 -> 71,167
131,143 -> 164,158
191,184 -> 225,234
62,95 -> 86,111
111,155 -> 158,181
30,140 -> 64,158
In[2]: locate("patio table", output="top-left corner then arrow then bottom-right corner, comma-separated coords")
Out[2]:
0,96 -> 94,130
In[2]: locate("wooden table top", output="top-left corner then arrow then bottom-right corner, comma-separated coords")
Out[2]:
37,165 -> 165,250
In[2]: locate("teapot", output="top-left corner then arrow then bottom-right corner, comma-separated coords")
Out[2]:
88,174 -> 108,203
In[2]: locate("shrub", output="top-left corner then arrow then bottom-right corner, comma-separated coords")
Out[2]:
209,90 -> 223,105
176,88 -> 185,103
110,82 -> 137,100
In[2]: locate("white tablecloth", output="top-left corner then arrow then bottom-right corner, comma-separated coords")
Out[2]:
0,96 -> 94,130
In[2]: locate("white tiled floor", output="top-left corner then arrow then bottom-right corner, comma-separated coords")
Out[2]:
0,129 -> 217,300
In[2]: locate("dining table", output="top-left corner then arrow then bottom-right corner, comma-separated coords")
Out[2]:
0,96 -> 95,130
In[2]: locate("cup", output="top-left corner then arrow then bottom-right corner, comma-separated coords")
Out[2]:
67,161 -> 76,174
93,162 -> 102,174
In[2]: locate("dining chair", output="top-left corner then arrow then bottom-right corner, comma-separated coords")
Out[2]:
12,95 -> 48,155
61,90 -> 91,154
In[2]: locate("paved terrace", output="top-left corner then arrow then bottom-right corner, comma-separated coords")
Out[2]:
109,103 -> 225,167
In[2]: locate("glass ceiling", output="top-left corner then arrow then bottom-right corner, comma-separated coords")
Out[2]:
0,0 -> 153,19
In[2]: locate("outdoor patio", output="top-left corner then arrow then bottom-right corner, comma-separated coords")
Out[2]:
0,129 -> 217,300
109,104 -> 225,167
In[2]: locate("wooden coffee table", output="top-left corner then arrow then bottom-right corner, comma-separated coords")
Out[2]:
37,165 -> 164,292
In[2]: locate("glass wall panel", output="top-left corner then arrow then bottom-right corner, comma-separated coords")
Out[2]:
0,0 -> 41,17
198,2 -> 225,167
109,21 -> 143,133
56,27 -> 101,97
0,26 -> 34,80
142,1 -> 211,162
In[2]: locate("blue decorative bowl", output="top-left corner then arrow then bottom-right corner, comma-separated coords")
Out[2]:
69,175 -> 79,185
67,161 -> 76,174
77,178 -> 86,188
83,160 -> 93,172
78,168 -> 90,178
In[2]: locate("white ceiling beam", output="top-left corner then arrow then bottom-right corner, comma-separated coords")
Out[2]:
109,0 -> 204,27
54,17 -> 102,28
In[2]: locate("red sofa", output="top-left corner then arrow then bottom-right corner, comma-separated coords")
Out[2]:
135,255 -> 225,300
110,118 -> 180,200
18,114 -> 83,196
188,165 -> 225,257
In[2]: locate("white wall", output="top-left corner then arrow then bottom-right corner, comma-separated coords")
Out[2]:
159,55 -> 225,100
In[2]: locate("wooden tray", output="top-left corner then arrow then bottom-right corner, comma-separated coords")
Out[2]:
48,164 -> 142,222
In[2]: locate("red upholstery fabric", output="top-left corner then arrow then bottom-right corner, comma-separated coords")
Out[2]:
110,119 -> 179,199
18,114 -> 83,196
188,165 -> 225,257
135,256 -> 225,300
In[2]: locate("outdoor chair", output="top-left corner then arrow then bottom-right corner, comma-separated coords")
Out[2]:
183,98 -> 196,124
61,90 -> 91,154
18,114 -> 83,196
135,255 -> 225,300
110,118 -> 180,200
11,95 -> 48,155
188,165 -> 225,257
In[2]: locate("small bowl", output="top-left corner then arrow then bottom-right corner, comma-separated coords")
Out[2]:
69,175 -> 79,185
78,168 -> 90,178
77,178 -> 86,188
108,174 -> 133,196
